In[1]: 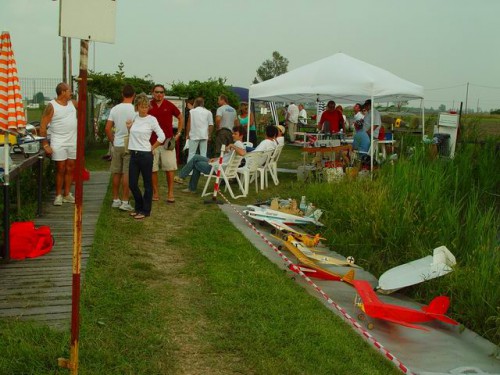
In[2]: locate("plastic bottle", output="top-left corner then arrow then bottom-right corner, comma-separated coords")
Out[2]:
299,196 -> 307,212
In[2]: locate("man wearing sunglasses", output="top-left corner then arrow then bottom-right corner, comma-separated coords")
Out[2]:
148,84 -> 184,203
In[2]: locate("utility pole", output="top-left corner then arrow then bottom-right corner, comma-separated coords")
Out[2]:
68,38 -> 73,93
465,82 -> 469,115
62,37 -> 67,83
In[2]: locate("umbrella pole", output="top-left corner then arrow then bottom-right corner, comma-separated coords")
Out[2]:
2,138 -> 9,260
58,39 -> 88,375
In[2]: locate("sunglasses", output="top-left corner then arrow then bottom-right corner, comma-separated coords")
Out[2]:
154,91 -> 164,94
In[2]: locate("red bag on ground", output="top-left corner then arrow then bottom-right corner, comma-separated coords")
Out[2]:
9,221 -> 54,260
73,167 -> 90,182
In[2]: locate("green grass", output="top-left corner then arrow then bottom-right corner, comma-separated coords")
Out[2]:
0,157 -> 399,374
1,134 -> 498,373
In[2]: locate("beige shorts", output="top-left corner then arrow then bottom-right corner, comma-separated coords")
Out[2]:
110,146 -> 130,174
152,147 -> 177,172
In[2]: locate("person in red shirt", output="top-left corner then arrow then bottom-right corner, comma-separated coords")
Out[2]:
318,100 -> 343,135
148,84 -> 184,203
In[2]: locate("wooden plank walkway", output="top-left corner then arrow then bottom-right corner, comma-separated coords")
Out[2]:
0,171 -> 110,330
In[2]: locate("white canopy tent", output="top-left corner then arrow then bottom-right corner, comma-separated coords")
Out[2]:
248,53 -> 425,171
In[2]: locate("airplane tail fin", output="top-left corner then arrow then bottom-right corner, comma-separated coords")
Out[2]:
341,269 -> 355,284
423,296 -> 459,325
423,296 -> 450,315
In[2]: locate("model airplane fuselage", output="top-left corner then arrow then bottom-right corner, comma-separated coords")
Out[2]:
353,280 -> 459,331
244,205 -> 323,226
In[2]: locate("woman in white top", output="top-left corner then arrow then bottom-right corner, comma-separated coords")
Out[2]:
127,93 -> 165,219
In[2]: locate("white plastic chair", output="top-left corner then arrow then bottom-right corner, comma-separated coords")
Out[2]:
265,144 -> 284,186
237,151 -> 266,196
256,149 -> 275,190
201,151 -> 246,199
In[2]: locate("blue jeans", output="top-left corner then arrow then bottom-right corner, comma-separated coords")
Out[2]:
129,150 -> 153,215
178,154 -> 212,192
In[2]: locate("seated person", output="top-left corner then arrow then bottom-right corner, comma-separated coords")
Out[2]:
175,126 -> 246,193
276,124 -> 285,146
352,120 -> 370,153
254,125 -> 278,152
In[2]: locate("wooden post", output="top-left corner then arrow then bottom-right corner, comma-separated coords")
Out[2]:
58,38 -> 88,375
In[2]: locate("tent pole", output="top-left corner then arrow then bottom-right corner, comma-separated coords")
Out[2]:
247,97 -> 251,143
370,95 -> 374,177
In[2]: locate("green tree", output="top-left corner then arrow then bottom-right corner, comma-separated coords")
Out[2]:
253,51 -> 289,83
169,77 -> 239,112
86,62 -> 154,144
394,100 -> 409,112
33,91 -> 44,104
438,104 -> 446,112
88,61 -> 154,105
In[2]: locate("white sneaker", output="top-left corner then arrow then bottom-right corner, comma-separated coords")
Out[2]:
119,201 -> 134,211
63,193 -> 75,203
112,199 -> 122,208
53,195 -> 63,206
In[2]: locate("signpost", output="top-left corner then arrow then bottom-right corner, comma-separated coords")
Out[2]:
57,1 -> 116,373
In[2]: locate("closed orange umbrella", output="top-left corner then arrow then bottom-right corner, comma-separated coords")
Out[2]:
1,31 -> 25,261
0,31 -> 26,131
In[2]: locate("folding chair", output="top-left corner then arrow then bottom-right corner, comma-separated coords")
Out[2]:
201,151 -> 246,199
237,151 -> 266,196
265,144 -> 284,186
256,149 -> 275,190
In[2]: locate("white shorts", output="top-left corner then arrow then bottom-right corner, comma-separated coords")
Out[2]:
51,145 -> 77,161
152,147 -> 177,172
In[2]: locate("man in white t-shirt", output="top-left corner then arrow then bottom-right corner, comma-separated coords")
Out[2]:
215,94 -> 237,154
39,82 -> 78,206
298,104 -> 307,128
105,84 -> 136,211
254,125 -> 278,152
185,97 -> 213,161
286,102 -> 299,142
362,99 -> 381,138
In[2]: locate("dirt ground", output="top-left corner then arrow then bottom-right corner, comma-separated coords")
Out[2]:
138,183 -> 250,375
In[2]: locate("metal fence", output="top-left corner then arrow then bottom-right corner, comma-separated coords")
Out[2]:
19,77 -> 60,104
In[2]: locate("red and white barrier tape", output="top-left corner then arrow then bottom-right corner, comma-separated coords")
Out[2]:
217,191 -> 414,375
211,145 -> 225,200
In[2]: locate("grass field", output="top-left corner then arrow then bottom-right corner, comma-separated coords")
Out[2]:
0,131 -> 498,373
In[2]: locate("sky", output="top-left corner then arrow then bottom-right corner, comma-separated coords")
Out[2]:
2,0 -> 500,111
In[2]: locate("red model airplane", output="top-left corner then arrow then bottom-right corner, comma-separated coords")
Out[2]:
353,280 -> 459,331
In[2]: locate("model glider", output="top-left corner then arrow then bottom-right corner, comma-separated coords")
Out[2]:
377,246 -> 456,294
353,280 -> 459,331
244,205 -> 324,226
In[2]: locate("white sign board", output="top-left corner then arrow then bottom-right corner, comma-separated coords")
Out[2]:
435,113 -> 459,158
438,113 -> 459,127
59,0 -> 116,43
166,97 -> 185,129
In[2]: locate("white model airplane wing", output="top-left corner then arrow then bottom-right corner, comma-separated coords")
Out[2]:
377,246 -> 456,294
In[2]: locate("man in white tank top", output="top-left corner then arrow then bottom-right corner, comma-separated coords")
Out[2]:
40,82 -> 78,206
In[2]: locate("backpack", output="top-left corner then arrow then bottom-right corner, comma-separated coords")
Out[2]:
9,221 -> 54,260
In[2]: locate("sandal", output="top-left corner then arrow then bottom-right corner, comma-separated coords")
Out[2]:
152,196 -> 160,201
134,213 -> 147,220
167,198 -> 175,203
129,212 -> 138,217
